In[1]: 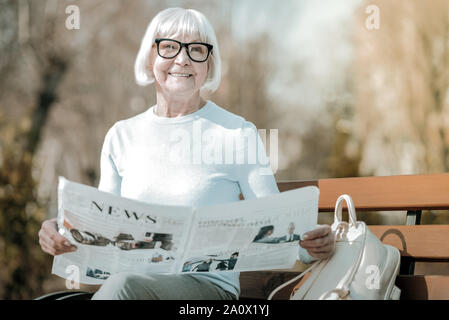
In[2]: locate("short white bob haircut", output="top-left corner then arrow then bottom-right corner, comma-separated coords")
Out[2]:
134,8 -> 221,93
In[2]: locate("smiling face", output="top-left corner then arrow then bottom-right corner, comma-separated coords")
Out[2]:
149,35 -> 209,98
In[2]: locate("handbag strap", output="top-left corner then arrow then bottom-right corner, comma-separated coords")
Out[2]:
267,260 -> 321,300
332,194 -> 357,229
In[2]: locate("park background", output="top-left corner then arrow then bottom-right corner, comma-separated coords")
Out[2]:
1,0 -> 449,299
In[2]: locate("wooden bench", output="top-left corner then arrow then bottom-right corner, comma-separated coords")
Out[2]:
239,173 -> 449,300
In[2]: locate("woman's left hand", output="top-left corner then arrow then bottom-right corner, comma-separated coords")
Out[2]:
299,225 -> 335,260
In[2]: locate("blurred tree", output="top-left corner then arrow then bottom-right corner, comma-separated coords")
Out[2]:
0,0 -> 71,299
351,0 -> 449,226
327,112 -> 362,178
212,32 -> 276,131
0,119 -> 51,299
353,0 -> 449,176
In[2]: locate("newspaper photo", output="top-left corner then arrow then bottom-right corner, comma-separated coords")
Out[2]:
52,177 -> 319,284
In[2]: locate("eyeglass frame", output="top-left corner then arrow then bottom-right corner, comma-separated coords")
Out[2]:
154,38 -> 213,63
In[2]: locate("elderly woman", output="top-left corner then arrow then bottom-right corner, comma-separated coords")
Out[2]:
38,7 -> 335,300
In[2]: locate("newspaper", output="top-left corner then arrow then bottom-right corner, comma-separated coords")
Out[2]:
52,177 -> 319,284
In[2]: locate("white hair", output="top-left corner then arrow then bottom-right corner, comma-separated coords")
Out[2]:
134,8 -> 222,93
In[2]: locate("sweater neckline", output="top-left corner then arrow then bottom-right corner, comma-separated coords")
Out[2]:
147,100 -> 212,124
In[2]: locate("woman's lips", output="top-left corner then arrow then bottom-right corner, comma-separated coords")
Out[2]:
169,73 -> 192,78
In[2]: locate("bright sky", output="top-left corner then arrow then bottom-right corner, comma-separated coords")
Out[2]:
230,0 -> 363,111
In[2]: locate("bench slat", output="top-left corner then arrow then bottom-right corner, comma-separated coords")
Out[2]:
369,225 -> 449,261
278,173 -> 449,211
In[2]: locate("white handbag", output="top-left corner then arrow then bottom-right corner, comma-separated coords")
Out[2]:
268,194 -> 401,300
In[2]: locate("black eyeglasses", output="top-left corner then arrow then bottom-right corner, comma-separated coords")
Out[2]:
155,38 -> 213,63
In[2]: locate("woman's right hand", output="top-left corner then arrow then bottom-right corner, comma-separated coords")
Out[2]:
38,218 -> 77,256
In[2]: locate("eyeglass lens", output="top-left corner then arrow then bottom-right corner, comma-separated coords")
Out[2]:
158,40 -> 210,62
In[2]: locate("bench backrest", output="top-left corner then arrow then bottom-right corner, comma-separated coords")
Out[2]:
239,173 -> 449,300
278,173 -> 449,211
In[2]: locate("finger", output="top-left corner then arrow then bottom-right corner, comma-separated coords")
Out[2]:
307,246 -> 334,259
39,237 -> 53,255
39,231 -> 57,249
309,252 -> 329,260
308,243 -> 334,254
40,230 -> 76,253
300,236 -> 330,249
41,240 -> 76,256
303,225 -> 331,241
39,231 -> 64,251
39,225 -> 63,256
40,241 -> 58,256
42,222 -> 73,248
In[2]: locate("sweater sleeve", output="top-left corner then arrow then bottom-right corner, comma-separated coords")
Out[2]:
98,125 -> 122,196
236,121 -> 279,199
237,121 -> 316,264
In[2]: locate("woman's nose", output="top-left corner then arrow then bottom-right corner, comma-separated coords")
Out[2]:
175,47 -> 191,65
